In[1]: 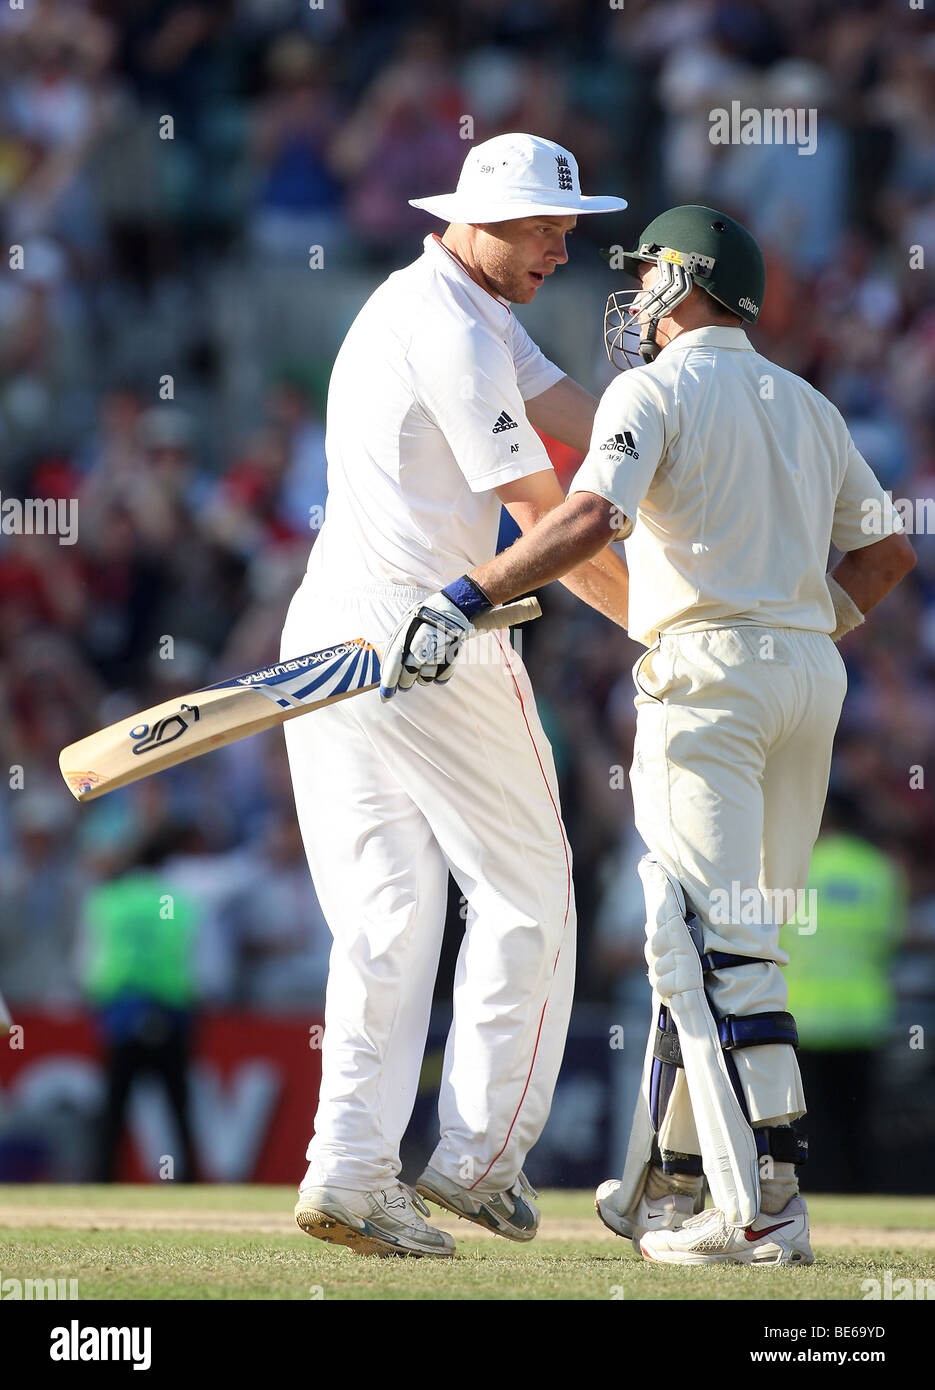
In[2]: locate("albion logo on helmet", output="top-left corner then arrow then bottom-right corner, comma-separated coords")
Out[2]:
600,431 -> 639,459
739,296 -> 760,315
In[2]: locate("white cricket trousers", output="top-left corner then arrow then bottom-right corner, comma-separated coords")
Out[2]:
280,581 -> 577,1195
629,626 -> 848,1125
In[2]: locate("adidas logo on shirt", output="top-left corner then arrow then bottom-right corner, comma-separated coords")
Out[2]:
492,411 -> 518,433
599,431 -> 639,459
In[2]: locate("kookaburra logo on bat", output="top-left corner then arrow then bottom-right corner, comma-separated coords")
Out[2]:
129,704 -> 200,755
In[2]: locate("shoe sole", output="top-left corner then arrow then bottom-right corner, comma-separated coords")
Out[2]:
639,1238 -> 814,1267
416,1183 -> 538,1243
295,1203 -> 454,1259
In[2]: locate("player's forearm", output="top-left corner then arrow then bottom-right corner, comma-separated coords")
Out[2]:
525,376 -> 598,454
471,492 -> 618,606
558,543 -> 629,630
831,533 -> 916,614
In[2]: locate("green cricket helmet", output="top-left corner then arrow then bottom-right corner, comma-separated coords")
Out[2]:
604,205 -> 766,369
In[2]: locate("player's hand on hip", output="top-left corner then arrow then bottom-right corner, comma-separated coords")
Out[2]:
379,578 -> 491,701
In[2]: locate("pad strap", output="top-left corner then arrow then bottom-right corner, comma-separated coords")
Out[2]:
655,1131 -> 806,1175
718,1011 -> 798,1051
653,1022 -> 683,1067
661,1150 -> 705,1178
701,949 -> 765,972
755,1124 -> 808,1166
651,1137 -> 705,1178
654,1010 -> 798,1064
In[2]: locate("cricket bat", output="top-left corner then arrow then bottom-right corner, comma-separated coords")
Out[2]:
60,598 -> 540,803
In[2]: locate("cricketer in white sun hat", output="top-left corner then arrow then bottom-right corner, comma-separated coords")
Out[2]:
409,132 -> 627,223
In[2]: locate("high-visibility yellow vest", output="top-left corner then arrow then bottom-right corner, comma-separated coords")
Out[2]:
83,872 -> 198,1008
781,833 -> 904,1050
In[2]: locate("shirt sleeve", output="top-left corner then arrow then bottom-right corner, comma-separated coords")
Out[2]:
508,315 -> 565,401
409,321 -> 553,493
567,370 -> 667,538
831,422 -> 904,552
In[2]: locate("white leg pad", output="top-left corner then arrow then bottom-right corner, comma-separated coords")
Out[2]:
639,856 -> 760,1228
614,986 -> 659,1217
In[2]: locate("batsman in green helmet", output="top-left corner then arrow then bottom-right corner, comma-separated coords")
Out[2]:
390,200 -> 916,1264
603,204 -> 766,368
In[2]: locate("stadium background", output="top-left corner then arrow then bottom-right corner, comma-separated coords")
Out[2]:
0,0 -> 933,1193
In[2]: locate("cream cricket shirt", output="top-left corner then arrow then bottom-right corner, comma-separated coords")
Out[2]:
307,234 -> 563,594
570,326 -> 903,646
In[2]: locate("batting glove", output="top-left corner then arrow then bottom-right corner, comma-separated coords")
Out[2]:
379,576 -> 491,701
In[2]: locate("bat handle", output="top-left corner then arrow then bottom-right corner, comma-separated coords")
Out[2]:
472,596 -> 541,631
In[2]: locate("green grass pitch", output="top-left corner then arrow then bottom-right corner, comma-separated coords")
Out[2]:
1,1186 -> 933,1300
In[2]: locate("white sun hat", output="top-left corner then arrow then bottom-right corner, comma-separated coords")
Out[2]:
409,132 -> 627,223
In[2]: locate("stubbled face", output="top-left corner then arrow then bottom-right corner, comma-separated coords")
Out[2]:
635,258 -> 741,330
635,260 -> 661,325
472,216 -> 576,302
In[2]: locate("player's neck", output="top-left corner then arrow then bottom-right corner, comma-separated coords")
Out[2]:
437,230 -> 504,302
654,316 -> 743,351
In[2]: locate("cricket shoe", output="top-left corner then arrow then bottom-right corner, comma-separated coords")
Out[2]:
638,1195 -> 813,1266
415,1165 -> 540,1242
294,1182 -> 455,1258
595,1178 -> 699,1252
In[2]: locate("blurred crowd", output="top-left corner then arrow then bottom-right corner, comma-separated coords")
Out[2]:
1,0 -> 935,1038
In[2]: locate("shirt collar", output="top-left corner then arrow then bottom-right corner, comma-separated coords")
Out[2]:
425,234 -> 511,312
662,325 -> 753,352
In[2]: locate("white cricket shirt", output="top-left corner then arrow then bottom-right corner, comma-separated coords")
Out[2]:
306,234 -> 563,594
569,326 -> 903,646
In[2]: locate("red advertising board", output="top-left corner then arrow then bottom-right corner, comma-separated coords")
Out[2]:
0,1010 -> 323,1183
